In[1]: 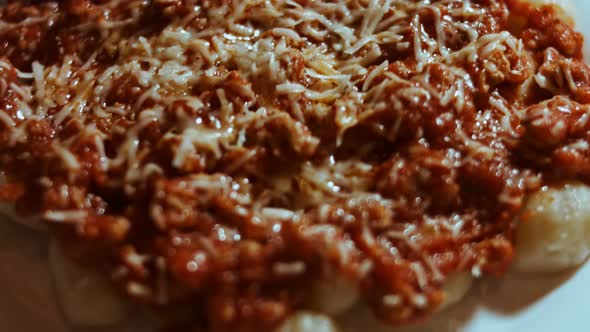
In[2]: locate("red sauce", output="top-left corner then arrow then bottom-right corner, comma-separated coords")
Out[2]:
0,1 -> 588,331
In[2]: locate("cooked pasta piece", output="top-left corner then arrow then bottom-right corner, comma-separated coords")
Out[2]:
307,274 -> 360,315
0,0 -> 589,330
438,272 -> 474,311
515,183 -> 590,273
276,312 -> 341,332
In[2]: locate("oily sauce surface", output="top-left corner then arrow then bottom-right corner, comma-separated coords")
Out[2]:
0,0 -> 589,331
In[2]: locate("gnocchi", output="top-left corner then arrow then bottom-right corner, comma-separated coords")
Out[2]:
276,312 -> 341,332
438,272 -> 474,311
514,183 -> 590,273
307,274 -> 360,315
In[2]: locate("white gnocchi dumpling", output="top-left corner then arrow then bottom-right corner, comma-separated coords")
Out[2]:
514,183 -> 590,273
438,272 -> 474,311
307,274 -> 360,315
306,271 -> 472,330
49,239 -> 130,327
276,312 -> 341,332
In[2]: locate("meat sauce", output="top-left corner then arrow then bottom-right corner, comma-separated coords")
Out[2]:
0,0 -> 589,331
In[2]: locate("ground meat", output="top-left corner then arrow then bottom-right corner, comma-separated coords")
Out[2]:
0,1 -> 588,331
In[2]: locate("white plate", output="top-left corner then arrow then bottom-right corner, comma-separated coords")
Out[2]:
2,1 -> 590,331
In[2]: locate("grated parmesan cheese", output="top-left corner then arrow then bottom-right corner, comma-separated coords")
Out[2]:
0,0 -> 586,330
